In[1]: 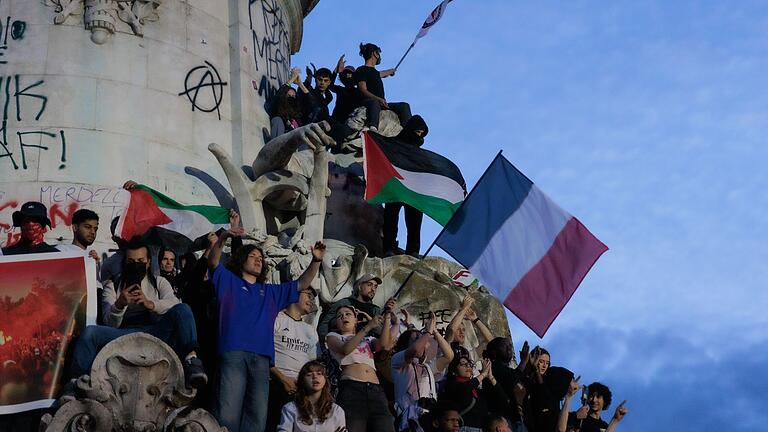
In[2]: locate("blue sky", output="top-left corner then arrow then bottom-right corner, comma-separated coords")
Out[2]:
295,1 -> 768,430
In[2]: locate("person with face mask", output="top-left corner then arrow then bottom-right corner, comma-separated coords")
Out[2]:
331,63 -> 361,123
1,201 -> 60,255
356,42 -> 412,131
270,83 -> 304,140
69,239 -> 206,389
382,115 -> 431,257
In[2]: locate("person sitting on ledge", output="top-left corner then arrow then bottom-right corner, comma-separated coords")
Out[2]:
69,238 -> 207,388
356,42 -> 411,131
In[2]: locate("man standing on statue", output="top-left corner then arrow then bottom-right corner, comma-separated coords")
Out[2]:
383,115 -> 430,257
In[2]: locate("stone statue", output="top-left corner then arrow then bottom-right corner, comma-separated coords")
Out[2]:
209,122 -> 335,246
47,0 -> 162,44
40,333 -> 225,432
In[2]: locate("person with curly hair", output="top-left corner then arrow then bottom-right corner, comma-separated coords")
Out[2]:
278,360 -> 347,432
558,380 -> 629,432
207,221 -> 326,432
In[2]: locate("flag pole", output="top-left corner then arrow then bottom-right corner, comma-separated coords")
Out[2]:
389,149 -> 504,300
394,42 -> 416,71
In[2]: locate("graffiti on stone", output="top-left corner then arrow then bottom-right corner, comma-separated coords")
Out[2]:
178,61 -> 228,120
249,0 -> 290,98
0,75 -> 67,170
418,308 -> 454,335
0,11 -> 28,64
0,184 -> 128,247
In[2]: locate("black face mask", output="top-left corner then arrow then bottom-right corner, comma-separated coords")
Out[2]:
341,73 -> 355,87
122,261 -> 147,287
398,129 -> 425,146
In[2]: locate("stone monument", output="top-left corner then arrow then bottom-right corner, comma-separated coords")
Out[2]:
0,1 -> 513,429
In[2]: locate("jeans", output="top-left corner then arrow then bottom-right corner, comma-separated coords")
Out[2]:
383,203 -> 424,254
214,351 -> 271,432
69,303 -> 198,377
362,99 -> 412,128
336,380 -> 395,432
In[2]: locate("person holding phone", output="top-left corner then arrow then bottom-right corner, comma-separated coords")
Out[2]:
557,379 -> 629,432
70,238 -> 206,388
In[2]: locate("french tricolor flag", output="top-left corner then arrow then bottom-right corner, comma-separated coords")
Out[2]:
435,154 -> 608,337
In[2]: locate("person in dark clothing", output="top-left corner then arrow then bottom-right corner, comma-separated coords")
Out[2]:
301,63 -> 337,123
176,233 -> 221,408
331,64 -> 361,123
356,42 -> 411,130
440,355 -> 508,431
0,201 -> 61,432
521,346 -> 560,432
69,239 -> 207,388
270,83 -> 303,139
558,381 -> 628,432
382,115 -> 429,257
1,201 -> 60,255
483,338 -> 527,431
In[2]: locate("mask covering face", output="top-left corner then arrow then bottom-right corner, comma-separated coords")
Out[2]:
21,221 -> 46,245
122,261 -> 148,287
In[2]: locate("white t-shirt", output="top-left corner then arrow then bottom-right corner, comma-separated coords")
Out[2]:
274,311 -> 319,378
277,401 -> 346,432
325,332 -> 376,368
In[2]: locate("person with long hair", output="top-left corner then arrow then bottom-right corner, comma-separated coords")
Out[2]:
278,360 -> 347,432
270,82 -> 304,139
521,346 -> 559,432
326,305 -> 396,432
207,221 -> 326,432
440,355 -> 508,432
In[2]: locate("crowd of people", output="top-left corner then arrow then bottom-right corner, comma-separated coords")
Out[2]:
267,42 -> 425,258
0,43 -> 629,432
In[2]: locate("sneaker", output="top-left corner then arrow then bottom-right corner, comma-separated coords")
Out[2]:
184,356 -> 208,389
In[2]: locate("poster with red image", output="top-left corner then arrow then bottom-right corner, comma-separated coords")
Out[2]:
0,252 -> 97,414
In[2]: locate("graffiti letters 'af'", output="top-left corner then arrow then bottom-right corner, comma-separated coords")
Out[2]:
178,61 -> 228,120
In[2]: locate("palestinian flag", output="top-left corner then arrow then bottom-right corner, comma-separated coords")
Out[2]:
363,132 -> 466,225
117,184 -> 230,241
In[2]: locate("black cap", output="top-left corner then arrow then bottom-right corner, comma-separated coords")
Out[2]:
12,201 -> 51,228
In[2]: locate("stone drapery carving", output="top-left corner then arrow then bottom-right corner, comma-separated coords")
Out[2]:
40,333 -> 225,432
47,0 -> 161,44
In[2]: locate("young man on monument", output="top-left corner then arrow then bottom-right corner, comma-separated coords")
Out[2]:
206,224 -> 325,432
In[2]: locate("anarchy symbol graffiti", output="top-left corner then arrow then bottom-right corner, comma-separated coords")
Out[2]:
178,61 -> 228,120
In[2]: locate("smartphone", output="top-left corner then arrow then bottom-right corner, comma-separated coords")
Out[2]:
122,263 -> 146,289
580,385 -> 588,406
